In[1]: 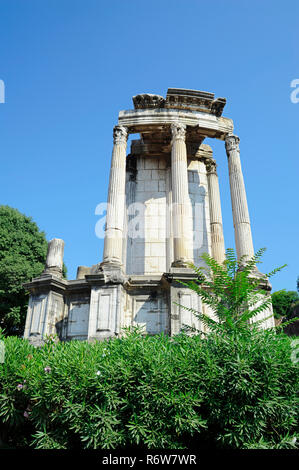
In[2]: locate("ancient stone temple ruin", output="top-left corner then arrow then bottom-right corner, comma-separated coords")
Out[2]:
24,88 -> 274,343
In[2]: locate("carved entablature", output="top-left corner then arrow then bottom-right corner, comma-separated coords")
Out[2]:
132,89 -> 227,117
132,94 -> 165,109
130,140 -> 213,159
165,88 -> 227,116
130,139 -> 171,155
211,98 -> 227,117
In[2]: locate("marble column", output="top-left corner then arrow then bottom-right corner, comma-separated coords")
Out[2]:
225,134 -> 255,261
43,238 -> 64,277
171,122 -> 192,267
102,125 -> 128,266
205,158 -> 226,264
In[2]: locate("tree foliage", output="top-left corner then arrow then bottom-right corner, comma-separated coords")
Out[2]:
0,206 -> 48,335
271,290 -> 299,320
177,248 -> 286,335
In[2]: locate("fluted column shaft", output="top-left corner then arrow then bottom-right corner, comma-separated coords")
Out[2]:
206,159 -> 225,264
102,126 -> 128,265
225,134 -> 254,261
171,122 -> 192,267
43,238 -> 64,277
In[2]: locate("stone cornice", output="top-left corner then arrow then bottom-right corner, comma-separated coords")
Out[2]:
65,279 -> 90,293
86,270 -> 127,285
23,275 -> 91,296
124,275 -> 164,292
162,268 -> 200,287
118,108 -> 233,140
166,88 -> 226,117
85,274 -> 106,286
23,274 -> 68,295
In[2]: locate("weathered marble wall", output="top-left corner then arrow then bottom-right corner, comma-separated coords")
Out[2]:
125,155 -> 212,276
187,159 -> 212,267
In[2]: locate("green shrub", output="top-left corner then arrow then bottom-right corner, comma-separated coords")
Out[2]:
0,327 -> 298,449
0,249 -> 297,449
272,290 -> 299,320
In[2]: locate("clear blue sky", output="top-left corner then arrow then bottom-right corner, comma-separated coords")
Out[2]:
0,0 -> 298,292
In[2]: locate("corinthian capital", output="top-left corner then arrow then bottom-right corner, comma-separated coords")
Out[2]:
205,158 -> 217,175
225,134 -> 240,154
171,122 -> 186,142
113,126 -> 128,145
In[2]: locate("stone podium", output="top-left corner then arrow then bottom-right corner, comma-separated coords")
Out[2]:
24,88 -> 275,343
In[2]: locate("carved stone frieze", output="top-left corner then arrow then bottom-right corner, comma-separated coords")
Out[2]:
132,89 -> 227,117
211,98 -> 227,117
132,94 -> 165,109
165,88 -> 226,116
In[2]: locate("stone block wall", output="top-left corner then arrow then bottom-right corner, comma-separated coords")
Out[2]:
125,155 -> 169,275
125,155 -> 212,276
187,158 -> 212,267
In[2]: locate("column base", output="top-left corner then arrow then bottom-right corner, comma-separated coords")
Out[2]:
252,270 -> 272,291
100,259 -> 123,268
92,260 -> 126,284
169,266 -> 195,276
238,265 -> 272,291
41,267 -> 63,278
171,259 -> 193,269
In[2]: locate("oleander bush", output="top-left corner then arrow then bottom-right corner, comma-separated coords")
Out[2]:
1,249 -> 298,449
0,327 -> 298,449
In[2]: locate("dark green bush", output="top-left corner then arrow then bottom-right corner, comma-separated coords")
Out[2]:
272,290 -> 299,320
0,327 -> 298,449
0,205 -> 67,336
